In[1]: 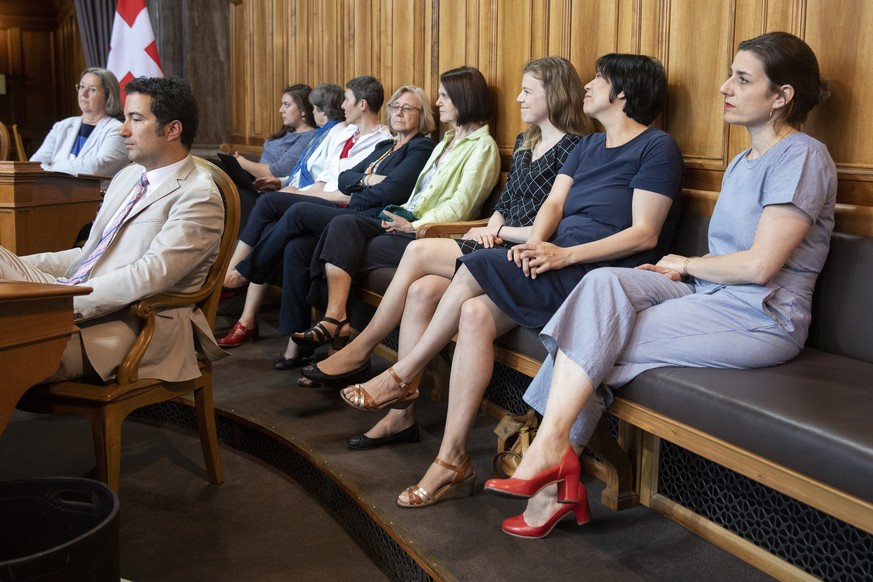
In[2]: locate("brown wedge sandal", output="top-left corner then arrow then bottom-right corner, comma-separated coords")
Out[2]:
396,456 -> 476,508
341,367 -> 419,411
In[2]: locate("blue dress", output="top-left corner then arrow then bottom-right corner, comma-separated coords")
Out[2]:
459,128 -> 685,327
523,132 -> 838,445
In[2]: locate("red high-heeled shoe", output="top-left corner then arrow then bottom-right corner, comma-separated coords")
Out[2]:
483,445 -> 581,503
501,481 -> 591,539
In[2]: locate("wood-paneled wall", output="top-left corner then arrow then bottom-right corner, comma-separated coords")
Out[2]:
229,0 -> 873,233
0,0 -> 84,158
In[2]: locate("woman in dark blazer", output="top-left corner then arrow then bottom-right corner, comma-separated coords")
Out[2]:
222,86 -> 436,367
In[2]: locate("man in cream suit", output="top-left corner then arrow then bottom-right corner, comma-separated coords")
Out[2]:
0,77 -> 225,382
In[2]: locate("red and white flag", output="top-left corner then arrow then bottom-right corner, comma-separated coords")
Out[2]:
106,0 -> 163,101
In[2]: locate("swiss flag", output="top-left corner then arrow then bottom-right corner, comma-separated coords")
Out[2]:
106,0 -> 163,101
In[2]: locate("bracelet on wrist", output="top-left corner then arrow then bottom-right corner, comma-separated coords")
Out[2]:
682,257 -> 693,276
496,225 -> 503,238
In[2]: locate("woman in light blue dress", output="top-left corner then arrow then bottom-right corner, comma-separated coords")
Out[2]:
484,31 -> 837,539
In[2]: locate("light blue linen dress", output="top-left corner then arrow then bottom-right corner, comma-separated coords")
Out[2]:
523,132 -> 838,445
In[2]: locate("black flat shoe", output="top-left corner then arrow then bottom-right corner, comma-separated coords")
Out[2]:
300,360 -> 371,386
347,423 -> 421,450
273,347 -> 315,370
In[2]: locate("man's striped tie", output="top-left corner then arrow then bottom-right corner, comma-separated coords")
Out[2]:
58,172 -> 149,285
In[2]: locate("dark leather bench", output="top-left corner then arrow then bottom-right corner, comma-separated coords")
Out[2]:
350,190 -> 873,577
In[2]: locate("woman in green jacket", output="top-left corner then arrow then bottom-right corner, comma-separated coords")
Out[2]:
297,66 -> 501,352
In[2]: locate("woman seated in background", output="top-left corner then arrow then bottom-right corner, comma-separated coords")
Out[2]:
339,53 -> 686,511
223,84 -> 318,217
304,57 -> 592,455
484,31 -> 836,540
216,83 -> 347,346
223,86 -> 437,368
31,67 -> 127,177
218,77 -> 392,347
231,84 -> 317,181
294,66 -> 501,368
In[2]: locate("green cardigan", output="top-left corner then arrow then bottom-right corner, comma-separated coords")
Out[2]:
402,124 -> 500,231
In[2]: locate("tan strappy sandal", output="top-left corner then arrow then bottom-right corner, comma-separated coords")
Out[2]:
340,367 -> 419,411
397,456 -> 476,508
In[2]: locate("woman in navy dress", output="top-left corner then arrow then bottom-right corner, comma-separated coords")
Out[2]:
339,54 -> 685,509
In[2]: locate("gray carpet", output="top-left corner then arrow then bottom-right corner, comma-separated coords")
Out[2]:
0,412 -> 389,581
0,302 -> 774,581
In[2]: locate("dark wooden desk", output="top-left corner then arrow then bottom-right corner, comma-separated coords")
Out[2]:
0,162 -> 105,255
0,281 -> 91,433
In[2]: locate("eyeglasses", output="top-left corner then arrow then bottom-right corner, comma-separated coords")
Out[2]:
387,103 -> 422,113
75,84 -> 100,95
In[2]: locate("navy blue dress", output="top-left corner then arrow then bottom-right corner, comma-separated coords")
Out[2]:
459,127 -> 685,327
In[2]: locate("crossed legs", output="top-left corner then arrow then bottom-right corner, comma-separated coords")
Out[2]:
315,237 -> 462,377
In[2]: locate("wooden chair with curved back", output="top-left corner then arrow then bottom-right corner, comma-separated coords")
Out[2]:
12,124 -> 26,161
0,121 -> 10,160
17,157 -> 240,492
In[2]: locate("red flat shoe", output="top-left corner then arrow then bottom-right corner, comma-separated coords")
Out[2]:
216,321 -> 259,347
483,445 -> 581,503
501,482 -> 591,539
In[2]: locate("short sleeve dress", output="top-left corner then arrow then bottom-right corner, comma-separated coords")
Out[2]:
456,132 -> 581,255
458,127 -> 685,327
522,132 -> 838,446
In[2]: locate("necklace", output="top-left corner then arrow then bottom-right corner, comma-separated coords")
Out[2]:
748,128 -> 796,162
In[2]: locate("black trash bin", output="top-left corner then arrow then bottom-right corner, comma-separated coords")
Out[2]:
0,478 -> 119,582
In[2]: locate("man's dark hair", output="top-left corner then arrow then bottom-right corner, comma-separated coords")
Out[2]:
125,76 -> 199,150
346,76 -> 385,112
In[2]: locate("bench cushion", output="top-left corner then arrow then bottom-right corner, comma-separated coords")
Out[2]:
620,348 -> 873,504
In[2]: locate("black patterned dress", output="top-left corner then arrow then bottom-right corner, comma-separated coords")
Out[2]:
456,132 -> 580,255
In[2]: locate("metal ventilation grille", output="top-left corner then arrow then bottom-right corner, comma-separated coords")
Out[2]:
658,440 -> 873,581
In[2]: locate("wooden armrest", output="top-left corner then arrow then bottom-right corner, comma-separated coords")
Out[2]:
115,291 -> 204,385
417,219 -> 489,239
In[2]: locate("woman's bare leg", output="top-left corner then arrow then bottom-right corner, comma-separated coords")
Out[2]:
317,238 -> 462,376
398,295 -> 517,501
514,350 -> 596,526
308,263 -> 354,338
223,241 -> 252,287
360,274 -> 452,438
236,283 -> 266,328
341,265 -> 487,407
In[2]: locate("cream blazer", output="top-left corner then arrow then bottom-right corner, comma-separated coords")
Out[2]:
23,157 -> 226,382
